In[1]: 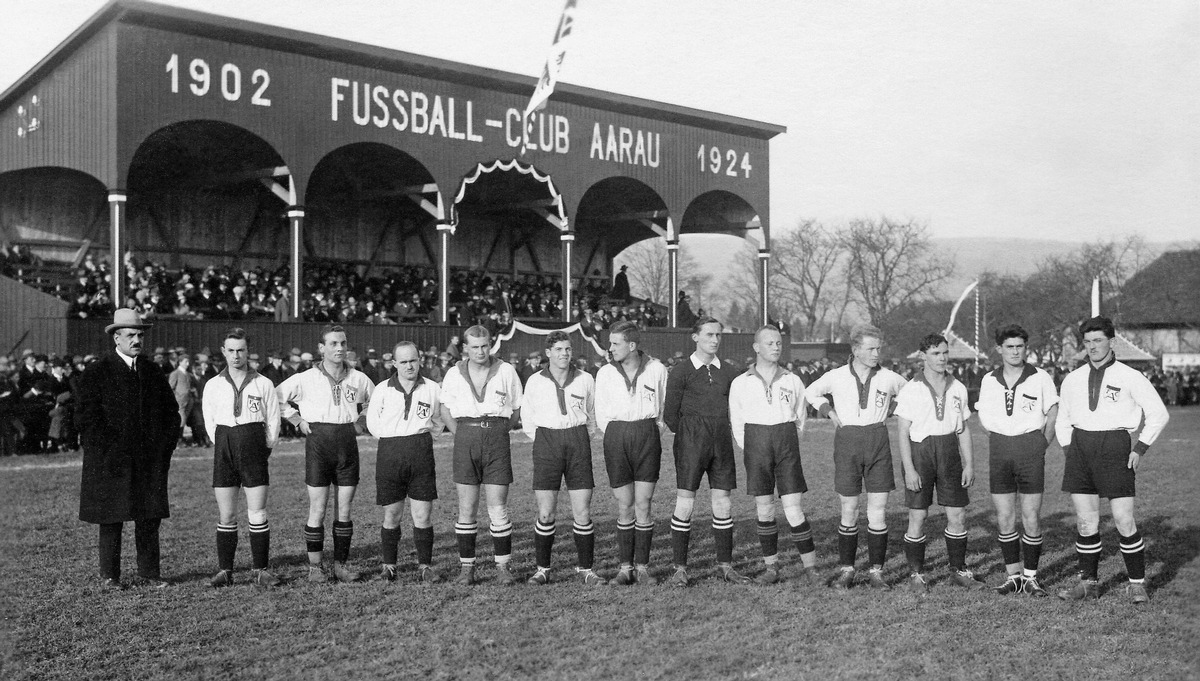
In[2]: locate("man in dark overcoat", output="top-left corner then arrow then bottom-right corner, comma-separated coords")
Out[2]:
78,308 -> 182,590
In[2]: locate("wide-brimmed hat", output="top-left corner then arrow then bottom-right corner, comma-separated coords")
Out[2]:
105,308 -> 151,335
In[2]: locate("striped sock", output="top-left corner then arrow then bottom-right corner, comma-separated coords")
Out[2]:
573,521 -> 595,570
837,524 -> 859,568
248,520 -> 270,570
634,521 -> 654,567
413,526 -> 434,567
713,515 -> 734,565
534,519 -> 556,569
867,526 -> 889,569
216,522 -> 238,572
904,534 -> 927,574
490,519 -> 513,564
790,520 -> 815,556
1119,531 -> 1146,583
332,521 -> 353,563
945,529 -> 968,572
1021,532 -> 1043,577
998,530 -> 1021,569
304,524 -> 324,554
1076,533 -> 1102,580
455,521 -> 478,565
757,520 -> 779,561
671,516 -> 691,567
617,520 -> 635,567
380,526 -> 402,566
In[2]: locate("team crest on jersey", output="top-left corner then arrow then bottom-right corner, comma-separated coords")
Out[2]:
416,401 -> 431,420
1104,385 -> 1121,402
247,394 -> 262,413
642,385 -> 656,402
952,396 -> 962,414
343,386 -> 357,403
874,389 -> 888,408
1020,393 -> 1037,413
570,393 -> 586,412
493,390 -> 508,409
778,387 -> 794,404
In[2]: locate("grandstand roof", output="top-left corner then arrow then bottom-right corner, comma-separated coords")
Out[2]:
1115,249 -> 1200,328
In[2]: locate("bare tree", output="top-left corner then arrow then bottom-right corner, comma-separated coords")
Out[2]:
771,219 -> 844,340
842,217 -> 955,326
615,238 -> 702,306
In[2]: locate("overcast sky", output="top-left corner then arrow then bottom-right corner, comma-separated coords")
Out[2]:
2,0 -> 1196,243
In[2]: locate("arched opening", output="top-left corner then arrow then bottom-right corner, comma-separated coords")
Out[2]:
678,190 -> 766,329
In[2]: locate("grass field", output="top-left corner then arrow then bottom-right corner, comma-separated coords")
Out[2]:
2,410 -> 1199,680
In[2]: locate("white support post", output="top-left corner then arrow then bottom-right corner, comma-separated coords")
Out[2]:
437,223 -> 453,324
561,231 -> 575,323
758,249 -> 771,327
107,191 -> 126,307
667,240 -> 679,327
288,206 -> 305,321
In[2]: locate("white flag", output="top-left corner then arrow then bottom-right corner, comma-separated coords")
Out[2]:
523,0 -> 577,119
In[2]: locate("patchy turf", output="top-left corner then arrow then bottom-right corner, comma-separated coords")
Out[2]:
2,409 -> 1198,680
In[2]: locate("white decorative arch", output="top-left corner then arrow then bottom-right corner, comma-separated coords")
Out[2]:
449,159 -> 567,232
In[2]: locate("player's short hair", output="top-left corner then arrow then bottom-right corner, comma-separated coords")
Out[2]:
994,324 -> 1029,346
546,330 -> 572,348
392,340 -> 418,357
464,325 -> 491,341
319,324 -> 346,344
692,316 -> 722,335
223,327 -> 247,345
1079,315 -> 1115,339
919,333 -> 948,353
754,325 -> 782,343
609,320 -> 640,345
850,324 -> 883,348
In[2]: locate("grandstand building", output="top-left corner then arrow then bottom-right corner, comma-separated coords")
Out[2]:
0,1 -> 785,357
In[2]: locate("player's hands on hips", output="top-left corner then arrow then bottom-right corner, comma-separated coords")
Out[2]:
904,468 -> 922,491
961,465 -> 974,487
298,420 -> 312,436
1127,451 -> 1140,471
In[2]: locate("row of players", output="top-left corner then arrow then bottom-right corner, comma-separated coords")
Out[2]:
174,316 -> 1171,600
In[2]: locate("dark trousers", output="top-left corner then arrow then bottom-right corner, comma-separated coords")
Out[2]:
98,519 -> 162,579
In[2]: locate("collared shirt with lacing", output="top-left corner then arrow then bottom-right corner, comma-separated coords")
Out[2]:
894,374 -> 970,442
803,363 -> 907,426
276,363 -> 375,425
1055,354 -> 1169,453
202,368 -> 281,447
594,351 -> 667,433
366,374 -> 442,438
440,358 -> 523,419
521,365 -> 594,439
729,364 -> 807,449
976,363 -> 1059,436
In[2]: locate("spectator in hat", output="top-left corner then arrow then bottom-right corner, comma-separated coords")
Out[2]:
612,265 -> 631,303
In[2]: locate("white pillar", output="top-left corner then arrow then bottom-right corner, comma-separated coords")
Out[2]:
107,191 -> 126,308
437,223 -> 453,324
758,248 -> 771,327
288,206 -> 305,321
560,231 -> 575,323
667,239 -> 679,327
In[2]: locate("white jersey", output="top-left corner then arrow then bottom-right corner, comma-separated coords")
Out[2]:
975,365 -> 1059,437
440,358 -> 523,419
521,367 -> 594,439
366,375 -> 442,438
895,375 -> 971,442
202,369 -> 281,447
276,364 -> 374,425
594,353 -> 667,433
729,366 -> 807,449
1055,356 -> 1169,451
803,364 -> 907,426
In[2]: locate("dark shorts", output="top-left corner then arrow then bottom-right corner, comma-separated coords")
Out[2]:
673,414 -> 737,492
213,422 -> 270,488
532,425 -> 595,491
833,423 -> 895,496
989,430 -> 1047,495
1062,429 -> 1135,499
906,433 -> 969,509
743,422 -> 807,497
453,419 -> 513,486
305,422 -> 360,487
376,432 -> 437,505
603,418 -> 662,488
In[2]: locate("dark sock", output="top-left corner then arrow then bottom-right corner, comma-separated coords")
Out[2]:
332,521 -> 353,563
634,522 -> 654,566
455,522 -> 477,563
867,526 -> 888,569
837,524 -> 859,568
791,520 -> 815,556
945,529 -> 968,572
491,520 -> 513,560
713,515 -> 734,565
1021,532 -> 1043,574
380,526 -> 402,565
616,521 -> 635,566
248,521 -> 270,570
998,531 -> 1020,567
216,522 -> 238,571
304,524 -> 324,554
904,534 -> 927,574
413,526 -> 434,566
671,515 -> 691,567
535,519 -> 556,569
573,522 -> 595,570
98,523 -> 123,579
757,520 -> 779,560
134,518 -> 161,578
1076,532 -> 1101,580
1119,531 -> 1146,581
